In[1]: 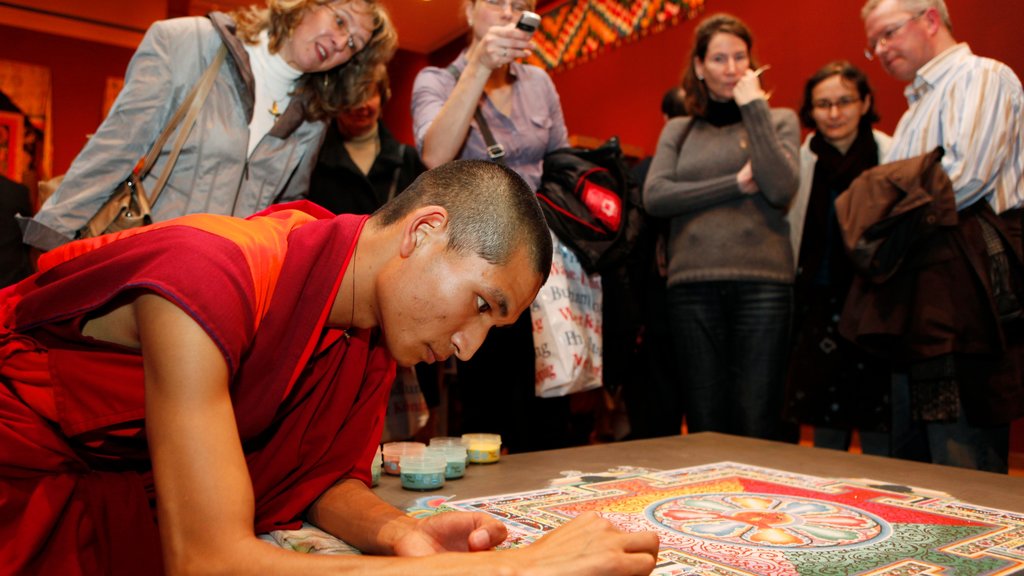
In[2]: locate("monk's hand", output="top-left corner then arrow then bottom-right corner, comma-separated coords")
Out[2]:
509,512 -> 660,576
393,511 -> 507,556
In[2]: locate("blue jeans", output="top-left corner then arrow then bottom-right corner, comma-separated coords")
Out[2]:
667,281 -> 792,439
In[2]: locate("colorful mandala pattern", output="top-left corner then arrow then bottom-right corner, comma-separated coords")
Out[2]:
648,493 -> 890,549
441,463 -> 1024,575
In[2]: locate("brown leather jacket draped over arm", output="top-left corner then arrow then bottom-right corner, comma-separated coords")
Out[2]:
834,147 -> 958,283
835,148 -> 1024,425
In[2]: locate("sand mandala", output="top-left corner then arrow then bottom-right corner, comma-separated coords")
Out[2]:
439,462 -> 1024,575
648,492 -> 890,549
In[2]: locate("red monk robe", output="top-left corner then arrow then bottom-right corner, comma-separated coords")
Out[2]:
0,202 -> 396,575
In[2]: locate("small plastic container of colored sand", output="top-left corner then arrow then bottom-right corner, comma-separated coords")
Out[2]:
370,444 -> 383,486
462,433 -> 501,464
429,436 -> 466,448
382,441 -> 425,475
426,445 -> 467,479
399,453 -> 446,491
430,437 -> 469,464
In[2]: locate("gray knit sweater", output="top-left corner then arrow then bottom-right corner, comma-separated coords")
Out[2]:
643,99 -> 800,286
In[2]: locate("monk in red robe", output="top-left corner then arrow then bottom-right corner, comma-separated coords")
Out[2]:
0,160 -> 659,575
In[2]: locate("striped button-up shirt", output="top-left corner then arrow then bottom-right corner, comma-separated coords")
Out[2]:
886,43 -> 1024,214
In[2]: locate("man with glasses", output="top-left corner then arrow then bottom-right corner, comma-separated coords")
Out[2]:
858,0 -> 1024,472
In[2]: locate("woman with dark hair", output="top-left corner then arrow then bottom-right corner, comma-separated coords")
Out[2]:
309,64 -> 424,215
784,60 -> 893,455
644,13 -> 800,440
23,0 -> 397,251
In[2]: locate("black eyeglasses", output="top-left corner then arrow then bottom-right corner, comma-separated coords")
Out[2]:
811,96 -> 861,110
326,4 -> 358,52
864,11 -> 924,60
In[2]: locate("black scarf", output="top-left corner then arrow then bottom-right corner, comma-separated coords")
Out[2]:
796,125 -> 880,294
704,98 -> 743,127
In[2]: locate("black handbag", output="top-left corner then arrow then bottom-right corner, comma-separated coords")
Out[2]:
537,137 -> 642,273
445,65 -> 640,272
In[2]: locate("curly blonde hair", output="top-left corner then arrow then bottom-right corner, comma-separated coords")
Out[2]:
233,0 -> 398,121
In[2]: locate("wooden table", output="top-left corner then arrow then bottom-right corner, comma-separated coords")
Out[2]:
374,432 -> 1024,512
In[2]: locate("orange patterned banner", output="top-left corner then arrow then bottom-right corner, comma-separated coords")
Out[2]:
527,0 -> 705,71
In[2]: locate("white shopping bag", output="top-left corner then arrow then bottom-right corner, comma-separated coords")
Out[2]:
532,233 -> 603,398
380,366 -> 429,442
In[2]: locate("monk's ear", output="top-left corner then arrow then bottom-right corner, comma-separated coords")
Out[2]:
399,206 -> 449,258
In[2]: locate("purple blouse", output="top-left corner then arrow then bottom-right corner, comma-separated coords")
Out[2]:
411,51 -> 569,192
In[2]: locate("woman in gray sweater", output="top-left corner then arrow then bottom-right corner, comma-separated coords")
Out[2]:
643,13 -> 799,440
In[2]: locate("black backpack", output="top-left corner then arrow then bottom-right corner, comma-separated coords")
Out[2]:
537,136 -> 643,273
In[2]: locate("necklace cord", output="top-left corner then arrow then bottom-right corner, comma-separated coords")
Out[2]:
349,240 -> 357,334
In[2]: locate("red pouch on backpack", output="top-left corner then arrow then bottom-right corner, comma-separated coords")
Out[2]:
577,168 -> 622,233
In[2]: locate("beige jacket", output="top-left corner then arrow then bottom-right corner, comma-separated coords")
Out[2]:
21,13 -> 326,250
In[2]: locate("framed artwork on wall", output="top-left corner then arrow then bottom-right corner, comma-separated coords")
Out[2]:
0,59 -> 53,190
0,110 -> 25,182
528,0 -> 706,71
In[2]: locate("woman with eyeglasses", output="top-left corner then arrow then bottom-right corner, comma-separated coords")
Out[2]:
783,60 -> 894,455
411,0 -> 566,189
643,13 -> 800,441
411,0 -> 572,453
22,0 -> 397,253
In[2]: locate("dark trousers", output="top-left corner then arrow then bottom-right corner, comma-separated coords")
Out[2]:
455,312 -> 573,454
667,281 -> 792,440
890,373 -> 1011,473
814,426 -> 892,456
624,272 -> 683,439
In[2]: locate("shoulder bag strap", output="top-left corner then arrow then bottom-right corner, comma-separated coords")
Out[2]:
473,108 -> 506,163
445,64 -> 506,164
139,44 -> 228,206
387,144 -> 405,201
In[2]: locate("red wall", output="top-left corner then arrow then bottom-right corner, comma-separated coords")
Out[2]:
0,23 -> 425,175
0,25 -> 430,175
5,0 -> 1021,173
1,24 -> 135,176
382,40 -> 464,147
0,25 -> 431,174
386,0 -> 1023,157
382,49 -> 429,147
546,0 -> 1024,156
